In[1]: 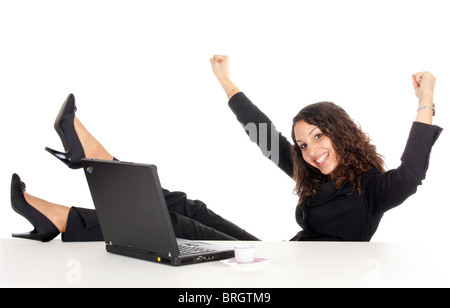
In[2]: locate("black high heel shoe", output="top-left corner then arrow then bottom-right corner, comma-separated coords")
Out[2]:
10,174 -> 60,242
45,93 -> 86,169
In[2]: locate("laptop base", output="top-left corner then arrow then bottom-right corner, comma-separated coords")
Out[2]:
106,244 -> 235,266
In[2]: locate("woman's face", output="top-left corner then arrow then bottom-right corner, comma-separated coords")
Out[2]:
293,120 -> 339,175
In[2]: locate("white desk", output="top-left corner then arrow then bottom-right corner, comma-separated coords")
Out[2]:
0,238 -> 446,288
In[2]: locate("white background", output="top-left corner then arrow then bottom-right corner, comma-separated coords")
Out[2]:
1,0 -> 449,282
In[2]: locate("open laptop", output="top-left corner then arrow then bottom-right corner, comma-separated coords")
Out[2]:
81,159 -> 235,266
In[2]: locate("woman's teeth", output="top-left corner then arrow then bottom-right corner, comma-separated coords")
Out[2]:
315,153 -> 329,164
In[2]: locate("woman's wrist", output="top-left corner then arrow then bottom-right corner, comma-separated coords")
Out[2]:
218,77 -> 241,99
416,98 -> 434,125
226,87 -> 241,99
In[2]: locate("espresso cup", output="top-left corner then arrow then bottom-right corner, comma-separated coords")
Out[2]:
234,245 -> 256,264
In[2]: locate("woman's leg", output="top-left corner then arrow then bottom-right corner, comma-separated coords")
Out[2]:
17,96 -> 258,242
61,190 -> 261,242
18,191 -> 103,242
164,190 -> 260,241
71,115 -> 259,241
11,110 -> 114,242
22,193 -> 70,233
74,117 -> 114,161
62,207 -> 103,242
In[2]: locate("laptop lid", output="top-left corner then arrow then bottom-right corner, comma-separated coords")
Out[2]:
81,159 -> 180,259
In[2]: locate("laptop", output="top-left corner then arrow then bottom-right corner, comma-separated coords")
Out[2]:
81,158 -> 235,266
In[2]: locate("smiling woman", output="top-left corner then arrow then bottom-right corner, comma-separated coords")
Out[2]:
211,55 -> 443,241
291,101 -> 385,204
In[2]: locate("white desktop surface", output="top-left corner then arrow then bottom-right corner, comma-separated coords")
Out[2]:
0,238 -> 446,288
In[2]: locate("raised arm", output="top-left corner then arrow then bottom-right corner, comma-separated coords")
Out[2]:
365,72 -> 442,215
210,55 -> 294,177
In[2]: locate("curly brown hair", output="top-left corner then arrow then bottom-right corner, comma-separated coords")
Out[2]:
291,102 -> 386,204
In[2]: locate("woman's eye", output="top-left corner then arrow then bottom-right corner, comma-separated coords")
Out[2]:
299,144 -> 307,150
315,134 -> 323,140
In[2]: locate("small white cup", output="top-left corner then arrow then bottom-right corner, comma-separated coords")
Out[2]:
234,245 -> 256,264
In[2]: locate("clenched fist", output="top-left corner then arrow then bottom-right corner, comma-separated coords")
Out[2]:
210,55 -> 230,81
412,71 -> 436,102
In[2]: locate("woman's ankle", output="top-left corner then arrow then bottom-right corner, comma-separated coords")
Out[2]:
23,192 -> 70,233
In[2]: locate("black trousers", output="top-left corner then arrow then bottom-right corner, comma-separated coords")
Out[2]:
61,188 -> 259,242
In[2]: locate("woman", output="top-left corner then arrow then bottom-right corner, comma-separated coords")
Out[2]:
10,55 -> 441,242
210,55 -> 442,241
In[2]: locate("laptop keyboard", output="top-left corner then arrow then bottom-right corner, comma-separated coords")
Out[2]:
179,243 -> 214,256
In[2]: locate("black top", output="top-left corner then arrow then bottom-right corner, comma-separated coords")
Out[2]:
228,92 -> 443,241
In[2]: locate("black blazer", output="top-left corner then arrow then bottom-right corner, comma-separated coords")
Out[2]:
229,92 -> 443,241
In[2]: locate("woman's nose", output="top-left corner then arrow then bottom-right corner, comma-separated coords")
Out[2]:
307,145 -> 318,158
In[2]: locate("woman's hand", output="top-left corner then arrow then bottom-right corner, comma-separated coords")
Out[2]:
412,71 -> 436,103
210,55 -> 240,99
210,55 -> 230,81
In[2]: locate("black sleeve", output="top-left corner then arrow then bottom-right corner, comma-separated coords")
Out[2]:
228,92 -> 294,177
364,122 -> 443,215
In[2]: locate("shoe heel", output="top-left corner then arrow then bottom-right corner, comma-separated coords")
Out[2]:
45,147 -> 73,168
12,230 -> 41,241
